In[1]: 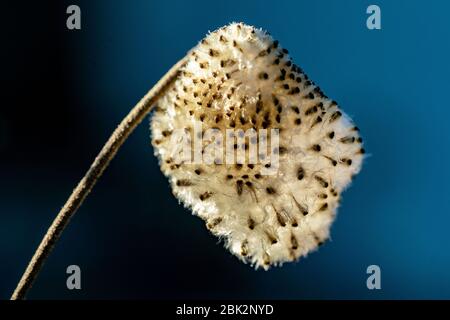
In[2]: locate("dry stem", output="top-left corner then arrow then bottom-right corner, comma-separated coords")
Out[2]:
11,56 -> 187,300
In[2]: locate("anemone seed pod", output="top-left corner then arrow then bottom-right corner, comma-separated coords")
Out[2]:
151,23 -> 365,269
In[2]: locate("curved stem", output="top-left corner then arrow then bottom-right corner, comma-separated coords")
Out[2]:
11,56 -> 187,300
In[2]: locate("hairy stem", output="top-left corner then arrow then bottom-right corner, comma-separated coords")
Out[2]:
11,56 -> 187,300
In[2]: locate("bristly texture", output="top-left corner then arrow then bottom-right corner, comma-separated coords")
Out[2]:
151,23 -> 364,269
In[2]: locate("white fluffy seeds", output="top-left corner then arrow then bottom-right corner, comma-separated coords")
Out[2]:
151,23 -> 364,269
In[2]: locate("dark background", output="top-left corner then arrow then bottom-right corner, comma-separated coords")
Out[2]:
1,0 -> 450,299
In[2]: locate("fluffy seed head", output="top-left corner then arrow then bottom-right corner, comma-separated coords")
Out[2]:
151,23 -> 364,269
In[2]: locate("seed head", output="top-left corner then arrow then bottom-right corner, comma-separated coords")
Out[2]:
151,22 -> 364,269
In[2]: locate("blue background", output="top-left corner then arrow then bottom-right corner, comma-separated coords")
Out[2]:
1,0 -> 450,299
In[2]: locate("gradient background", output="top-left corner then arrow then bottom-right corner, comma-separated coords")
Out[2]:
1,0 -> 450,299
